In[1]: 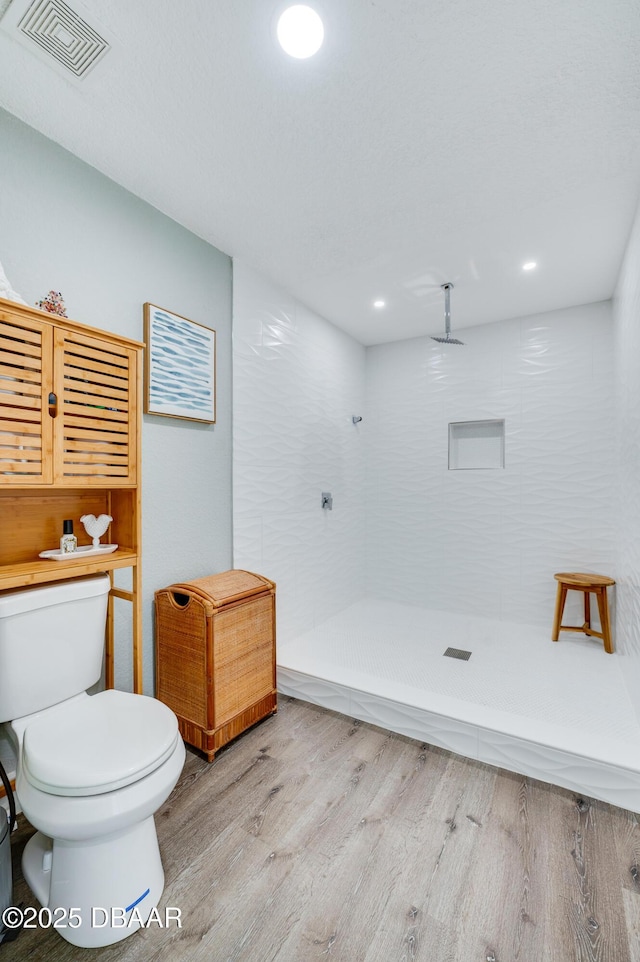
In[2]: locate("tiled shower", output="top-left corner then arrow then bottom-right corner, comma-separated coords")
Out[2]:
233,259 -> 617,640
232,253 -> 640,808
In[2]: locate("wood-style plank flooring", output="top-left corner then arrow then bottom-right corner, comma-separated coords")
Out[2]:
7,696 -> 640,961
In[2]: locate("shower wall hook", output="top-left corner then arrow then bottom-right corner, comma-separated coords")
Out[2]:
352,416 -> 363,424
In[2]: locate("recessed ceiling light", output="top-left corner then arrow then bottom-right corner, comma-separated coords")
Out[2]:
522,261 -> 537,271
277,5 -> 324,59
373,299 -> 385,308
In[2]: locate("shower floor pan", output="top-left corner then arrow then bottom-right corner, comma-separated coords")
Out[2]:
277,599 -> 640,812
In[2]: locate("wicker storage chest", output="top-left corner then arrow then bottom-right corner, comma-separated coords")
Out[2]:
154,570 -> 276,761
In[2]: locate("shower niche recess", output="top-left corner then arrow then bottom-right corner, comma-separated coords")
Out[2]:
448,419 -> 505,470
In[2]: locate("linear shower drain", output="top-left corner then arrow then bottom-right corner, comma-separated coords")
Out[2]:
443,647 -> 472,661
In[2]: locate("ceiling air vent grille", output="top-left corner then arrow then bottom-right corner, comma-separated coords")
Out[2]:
17,0 -> 109,77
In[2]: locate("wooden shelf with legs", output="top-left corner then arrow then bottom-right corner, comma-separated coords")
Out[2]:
0,297 -> 144,692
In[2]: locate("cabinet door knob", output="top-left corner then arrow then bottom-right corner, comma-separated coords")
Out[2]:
48,392 -> 58,417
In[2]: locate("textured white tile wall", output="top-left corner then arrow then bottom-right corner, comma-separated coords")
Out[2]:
613,197 -> 640,685
232,260 -> 367,643
233,257 -> 618,645
365,302 -> 617,628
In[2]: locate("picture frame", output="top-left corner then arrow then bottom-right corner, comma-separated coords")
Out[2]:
144,303 -> 216,423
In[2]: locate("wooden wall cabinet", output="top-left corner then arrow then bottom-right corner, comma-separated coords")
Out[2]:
0,297 -> 144,691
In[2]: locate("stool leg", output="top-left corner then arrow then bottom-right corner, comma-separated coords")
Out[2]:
583,590 -> 591,631
595,586 -> 614,654
552,583 -> 567,641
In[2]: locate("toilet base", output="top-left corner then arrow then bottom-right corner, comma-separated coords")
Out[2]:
23,816 -> 164,948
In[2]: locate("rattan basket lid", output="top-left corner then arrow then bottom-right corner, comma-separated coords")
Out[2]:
167,569 -> 275,608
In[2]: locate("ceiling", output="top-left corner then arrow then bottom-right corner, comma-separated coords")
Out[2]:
0,0 -> 639,345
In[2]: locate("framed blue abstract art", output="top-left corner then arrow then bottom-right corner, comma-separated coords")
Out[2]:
144,303 -> 216,423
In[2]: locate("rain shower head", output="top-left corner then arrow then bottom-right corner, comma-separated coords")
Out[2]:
431,334 -> 465,345
431,283 -> 464,345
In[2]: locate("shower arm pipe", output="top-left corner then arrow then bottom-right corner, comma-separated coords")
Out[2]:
442,283 -> 453,337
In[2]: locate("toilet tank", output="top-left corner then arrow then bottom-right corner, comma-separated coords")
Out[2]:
0,574 -> 110,722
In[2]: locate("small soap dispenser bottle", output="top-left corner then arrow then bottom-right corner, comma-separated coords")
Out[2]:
60,519 -> 77,554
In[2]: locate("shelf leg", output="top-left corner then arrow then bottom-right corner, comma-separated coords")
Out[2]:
106,570 -> 115,690
133,562 -> 143,693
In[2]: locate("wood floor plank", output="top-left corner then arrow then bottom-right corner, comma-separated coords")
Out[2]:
7,696 -> 640,962
613,806 -> 640,897
452,769 -> 558,962
357,753 -> 499,962
623,890 -> 640,962
565,795 -> 631,961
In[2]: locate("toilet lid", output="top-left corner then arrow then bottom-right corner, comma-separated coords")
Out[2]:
22,690 -> 180,797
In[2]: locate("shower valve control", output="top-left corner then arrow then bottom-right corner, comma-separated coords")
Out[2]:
321,492 -> 333,510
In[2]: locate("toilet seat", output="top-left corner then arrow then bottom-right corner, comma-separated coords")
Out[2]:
22,690 -> 179,797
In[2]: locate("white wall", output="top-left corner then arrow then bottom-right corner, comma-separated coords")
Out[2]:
0,109 -> 233,693
365,302 -> 617,627
232,260 -> 367,643
613,195 -> 640,713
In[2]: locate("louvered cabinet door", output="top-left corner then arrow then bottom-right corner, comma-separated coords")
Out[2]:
53,327 -> 138,486
0,309 -> 53,483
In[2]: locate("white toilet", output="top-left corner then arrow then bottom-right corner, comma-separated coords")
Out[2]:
0,573 -> 186,948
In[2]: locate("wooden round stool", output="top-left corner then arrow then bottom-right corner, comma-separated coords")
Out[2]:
551,572 -> 615,654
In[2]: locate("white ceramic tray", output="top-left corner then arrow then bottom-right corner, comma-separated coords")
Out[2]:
39,544 -> 118,561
